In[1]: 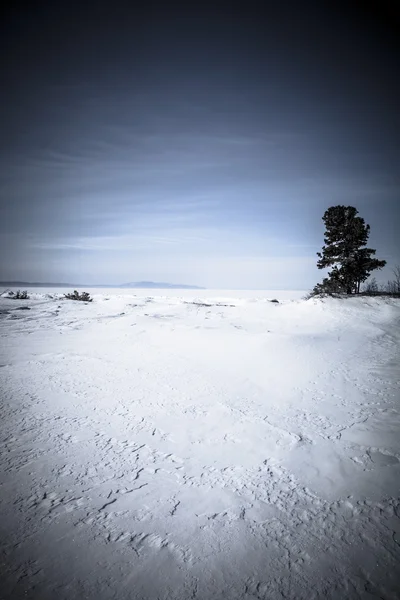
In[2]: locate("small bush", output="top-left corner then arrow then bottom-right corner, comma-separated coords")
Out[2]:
9,290 -> 29,299
64,290 -> 93,302
362,277 -> 379,294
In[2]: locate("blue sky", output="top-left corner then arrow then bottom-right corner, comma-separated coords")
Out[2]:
0,4 -> 398,289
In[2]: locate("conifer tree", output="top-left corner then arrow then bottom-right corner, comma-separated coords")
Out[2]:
314,205 -> 386,294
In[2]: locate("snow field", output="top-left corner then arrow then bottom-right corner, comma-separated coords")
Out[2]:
0,291 -> 399,599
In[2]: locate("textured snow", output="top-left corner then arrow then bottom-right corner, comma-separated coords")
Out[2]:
1,290 -> 399,599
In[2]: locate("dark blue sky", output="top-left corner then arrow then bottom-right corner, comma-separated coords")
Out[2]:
1,2 -> 398,288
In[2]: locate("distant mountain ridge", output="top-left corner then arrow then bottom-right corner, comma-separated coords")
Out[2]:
0,280 -> 205,289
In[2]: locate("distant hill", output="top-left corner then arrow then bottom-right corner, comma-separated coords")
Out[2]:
0,280 -> 205,290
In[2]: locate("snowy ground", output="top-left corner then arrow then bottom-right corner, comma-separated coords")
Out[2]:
1,289 -> 399,600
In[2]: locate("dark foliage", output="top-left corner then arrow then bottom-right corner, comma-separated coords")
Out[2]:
313,206 -> 386,295
64,290 -> 93,302
8,290 -> 29,299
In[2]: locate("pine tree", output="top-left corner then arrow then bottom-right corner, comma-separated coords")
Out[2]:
315,205 -> 386,294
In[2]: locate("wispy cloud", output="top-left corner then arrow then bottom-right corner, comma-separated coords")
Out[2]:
1,84 -> 398,288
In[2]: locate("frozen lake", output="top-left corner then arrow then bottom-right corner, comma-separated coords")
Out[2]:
1,287 -> 308,300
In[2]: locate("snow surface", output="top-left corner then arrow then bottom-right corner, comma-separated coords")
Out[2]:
1,290 -> 399,599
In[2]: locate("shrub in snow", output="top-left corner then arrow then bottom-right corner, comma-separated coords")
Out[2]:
302,291 -> 315,300
305,285 -> 345,299
381,266 -> 400,295
362,277 -> 379,294
64,290 -> 93,302
8,290 -> 29,299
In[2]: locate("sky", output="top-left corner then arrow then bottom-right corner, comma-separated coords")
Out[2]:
0,2 -> 399,289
